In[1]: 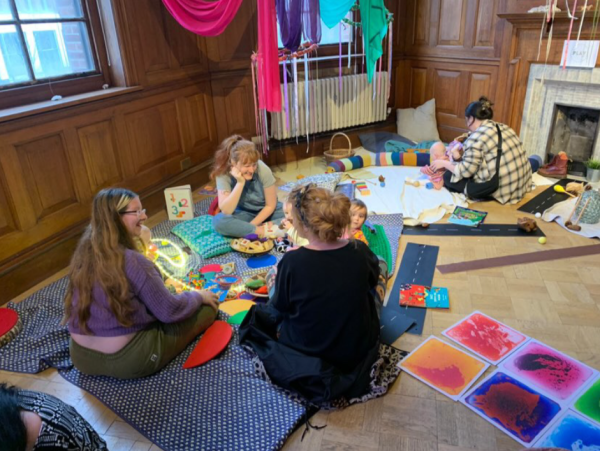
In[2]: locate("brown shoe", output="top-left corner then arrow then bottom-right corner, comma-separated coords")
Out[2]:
538,152 -> 569,178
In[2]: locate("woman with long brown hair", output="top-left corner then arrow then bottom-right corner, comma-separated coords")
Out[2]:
211,135 -> 285,238
64,188 -> 218,379
240,185 -> 383,404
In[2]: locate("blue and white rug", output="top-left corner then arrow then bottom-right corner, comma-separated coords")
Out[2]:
0,199 -> 403,450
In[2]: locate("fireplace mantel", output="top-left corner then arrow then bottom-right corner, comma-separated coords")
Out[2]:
495,11 -> 600,135
521,65 -> 600,162
498,12 -> 591,26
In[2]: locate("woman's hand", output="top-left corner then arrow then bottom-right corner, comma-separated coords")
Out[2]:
430,159 -> 450,172
230,166 -> 246,184
197,290 -> 219,311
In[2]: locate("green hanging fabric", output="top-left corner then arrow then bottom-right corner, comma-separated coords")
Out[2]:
320,0 -> 355,29
360,0 -> 388,83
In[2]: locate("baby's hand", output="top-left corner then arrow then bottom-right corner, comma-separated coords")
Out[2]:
451,147 -> 463,161
280,219 -> 292,231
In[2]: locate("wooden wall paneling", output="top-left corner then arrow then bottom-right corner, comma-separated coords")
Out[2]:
211,71 -> 256,142
77,120 -> 124,192
122,0 -> 209,86
125,102 -> 183,174
432,68 -> 462,115
413,0 -> 431,47
0,170 -> 16,238
473,0 -> 496,49
408,66 -> 429,107
175,83 -> 218,161
437,0 -> 468,47
16,135 -> 79,221
205,0 -> 257,72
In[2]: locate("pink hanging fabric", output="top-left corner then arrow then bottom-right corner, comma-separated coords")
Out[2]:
161,0 -> 244,36
257,0 -> 282,112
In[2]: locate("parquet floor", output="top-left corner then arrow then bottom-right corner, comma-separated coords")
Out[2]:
2,183 -> 599,451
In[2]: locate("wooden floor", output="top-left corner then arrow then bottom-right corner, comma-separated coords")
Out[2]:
2,184 -> 600,451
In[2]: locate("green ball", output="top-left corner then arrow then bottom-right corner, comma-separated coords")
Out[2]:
538,237 -> 547,245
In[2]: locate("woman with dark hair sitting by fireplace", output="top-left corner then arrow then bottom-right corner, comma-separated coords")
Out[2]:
431,97 -> 535,204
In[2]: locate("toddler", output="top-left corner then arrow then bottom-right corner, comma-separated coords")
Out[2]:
279,198 -> 309,250
343,199 -> 369,245
420,142 -> 449,190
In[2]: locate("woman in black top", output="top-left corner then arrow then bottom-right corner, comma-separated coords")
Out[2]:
240,184 -> 381,404
0,383 -> 107,450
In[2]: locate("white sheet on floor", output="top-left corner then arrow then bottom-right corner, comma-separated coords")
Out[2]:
340,166 -> 468,224
542,197 -> 600,239
531,173 -> 555,187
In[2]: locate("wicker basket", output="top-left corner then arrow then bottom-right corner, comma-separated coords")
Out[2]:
324,132 -> 354,164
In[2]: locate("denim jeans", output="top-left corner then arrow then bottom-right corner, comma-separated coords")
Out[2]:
212,173 -> 284,237
213,208 -> 284,237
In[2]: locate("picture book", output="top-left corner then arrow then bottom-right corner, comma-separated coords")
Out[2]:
448,206 -> 488,227
165,185 -> 193,221
399,284 -> 449,309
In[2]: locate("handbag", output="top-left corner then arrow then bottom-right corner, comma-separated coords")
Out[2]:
465,124 -> 503,199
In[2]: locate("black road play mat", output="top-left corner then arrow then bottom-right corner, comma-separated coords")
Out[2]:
403,224 -> 545,237
518,178 -> 578,215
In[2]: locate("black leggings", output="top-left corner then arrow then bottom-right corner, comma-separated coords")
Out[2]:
442,170 -> 496,200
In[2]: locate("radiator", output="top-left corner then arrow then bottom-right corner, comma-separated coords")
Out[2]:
270,72 -> 389,140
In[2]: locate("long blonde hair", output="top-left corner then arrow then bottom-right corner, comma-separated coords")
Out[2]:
63,188 -> 139,333
210,135 -> 260,180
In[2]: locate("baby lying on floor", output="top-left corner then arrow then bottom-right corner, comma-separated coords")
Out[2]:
420,136 -> 468,190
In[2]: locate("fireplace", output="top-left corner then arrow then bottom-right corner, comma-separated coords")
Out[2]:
546,104 -> 600,176
520,64 -> 600,169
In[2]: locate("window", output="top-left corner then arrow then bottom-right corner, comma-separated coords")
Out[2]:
0,0 -> 109,109
277,17 -> 353,50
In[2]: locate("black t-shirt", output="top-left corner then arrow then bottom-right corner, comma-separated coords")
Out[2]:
270,240 -> 380,371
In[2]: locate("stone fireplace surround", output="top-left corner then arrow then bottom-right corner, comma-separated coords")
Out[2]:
521,64 -> 600,162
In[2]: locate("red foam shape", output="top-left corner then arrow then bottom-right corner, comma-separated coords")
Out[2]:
0,309 -> 19,336
200,264 -> 222,274
182,321 -> 232,369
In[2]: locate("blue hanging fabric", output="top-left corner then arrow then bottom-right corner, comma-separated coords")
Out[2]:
320,0 -> 354,29
360,0 -> 388,83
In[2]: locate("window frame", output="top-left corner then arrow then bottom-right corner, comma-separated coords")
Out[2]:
0,0 -> 110,110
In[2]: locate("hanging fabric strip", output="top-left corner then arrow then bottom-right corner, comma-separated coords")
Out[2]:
257,0 -> 282,112
387,21 -> 393,84
263,109 -> 269,154
302,0 -> 322,44
563,0 -> 578,69
339,25 -> 343,92
360,0 -> 389,83
304,53 -> 310,148
377,56 -> 382,96
283,59 -> 290,131
293,57 -> 299,142
251,58 -> 260,138
543,0 -> 559,79
320,0 -> 355,29
276,0 -> 302,51
592,0 -> 600,39
161,0 -> 243,36
576,0 -> 589,42
536,0 -> 550,61
347,24 -> 352,68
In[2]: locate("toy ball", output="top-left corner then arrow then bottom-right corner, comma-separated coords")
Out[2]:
426,182 -> 434,190
535,212 -> 542,218
538,237 -> 547,245
296,175 -> 305,180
